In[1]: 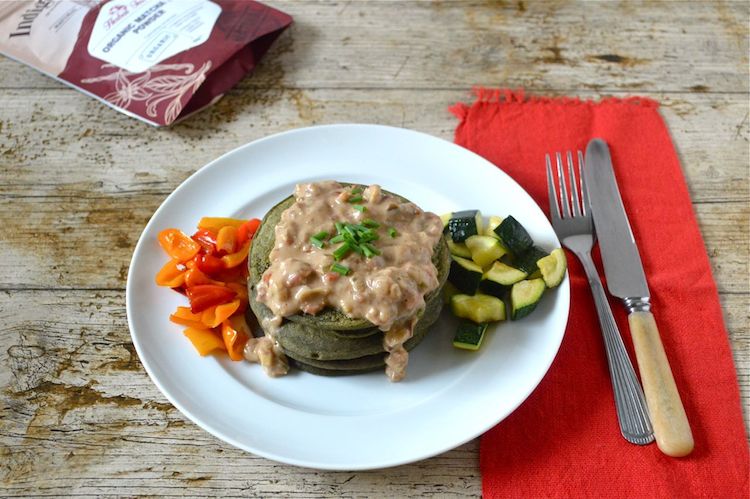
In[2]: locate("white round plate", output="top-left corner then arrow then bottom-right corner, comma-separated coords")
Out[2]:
126,124 -> 569,470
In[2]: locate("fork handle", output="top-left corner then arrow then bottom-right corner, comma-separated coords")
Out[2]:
627,310 -> 694,457
577,250 -> 654,444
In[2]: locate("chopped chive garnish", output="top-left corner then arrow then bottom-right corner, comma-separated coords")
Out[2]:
310,237 -> 325,249
362,243 -> 381,256
330,263 -> 350,276
313,231 -> 329,240
348,194 -> 364,203
333,243 -> 352,261
388,227 -> 398,238
330,220 -> 384,261
350,187 -> 363,195
353,204 -> 366,212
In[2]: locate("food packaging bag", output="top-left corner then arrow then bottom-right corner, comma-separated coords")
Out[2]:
0,0 -> 292,125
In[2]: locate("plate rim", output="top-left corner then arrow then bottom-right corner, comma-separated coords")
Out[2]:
125,123 -> 570,470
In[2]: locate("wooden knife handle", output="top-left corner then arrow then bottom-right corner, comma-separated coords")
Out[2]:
628,311 -> 694,457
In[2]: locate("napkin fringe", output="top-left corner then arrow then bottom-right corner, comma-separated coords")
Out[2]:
449,87 -> 659,120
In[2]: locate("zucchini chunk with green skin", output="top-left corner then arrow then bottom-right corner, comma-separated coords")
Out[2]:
478,261 -> 528,297
443,281 -> 461,304
453,321 -> 489,351
446,210 -> 483,243
494,215 -> 533,254
440,212 -> 452,227
510,278 -> 546,320
447,239 -> 473,258
514,246 -> 549,278
465,235 -> 508,268
451,293 -> 506,323
449,255 -> 483,294
485,215 -> 504,238
538,248 -> 567,288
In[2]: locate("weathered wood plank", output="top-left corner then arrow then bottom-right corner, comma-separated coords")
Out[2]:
0,1 -> 747,93
0,289 -> 746,496
0,89 -> 747,292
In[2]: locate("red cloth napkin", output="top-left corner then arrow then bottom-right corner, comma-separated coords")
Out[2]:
450,89 -> 749,498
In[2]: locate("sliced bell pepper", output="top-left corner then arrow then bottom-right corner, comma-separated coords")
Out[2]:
184,267 -> 224,288
185,284 -> 236,313
197,217 -> 246,233
158,229 -> 200,262
201,299 -> 241,328
216,225 -> 238,254
155,259 -> 186,287
192,229 -> 218,255
169,306 -> 206,329
183,327 -> 226,356
226,282 -> 248,311
221,315 -> 251,361
237,219 -> 261,246
221,241 -> 251,269
195,253 -> 225,275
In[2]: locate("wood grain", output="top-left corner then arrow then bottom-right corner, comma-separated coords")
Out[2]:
0,0 -> 747,496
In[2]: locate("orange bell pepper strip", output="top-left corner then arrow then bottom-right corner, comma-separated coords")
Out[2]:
185,284 -> 236,313
201,299 -> 241,328
155,260 -> 187,287
237,219 -> 261,246
183,327 -> 226,356
221,240 -> 251,269
221,315 -> 251,361
184,267 -> 224,288
169,306 -> 206,329
197,217 -> 246,233
216,225 -> 238,254
158,229 -> 200,262
226,282 -> 248,311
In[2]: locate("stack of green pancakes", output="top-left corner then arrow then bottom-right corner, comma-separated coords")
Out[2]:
248,190 -> 450,376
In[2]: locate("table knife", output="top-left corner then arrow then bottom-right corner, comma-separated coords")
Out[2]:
584,138 -> 694,457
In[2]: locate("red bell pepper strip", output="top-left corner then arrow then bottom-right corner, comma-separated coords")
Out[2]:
185,284 -> 236,313
237,219 -> 261,247
194,253 -> 225,275
191,229 -> 218,255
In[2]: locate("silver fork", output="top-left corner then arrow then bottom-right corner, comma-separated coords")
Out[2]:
546,151 -> 654,445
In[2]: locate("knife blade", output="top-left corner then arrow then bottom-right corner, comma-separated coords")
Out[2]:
584,138 -> 694,457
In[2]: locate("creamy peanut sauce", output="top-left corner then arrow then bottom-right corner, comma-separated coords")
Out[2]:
254,181 -> 444,381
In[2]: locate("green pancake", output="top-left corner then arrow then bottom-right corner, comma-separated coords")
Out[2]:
247,184 -> 450,375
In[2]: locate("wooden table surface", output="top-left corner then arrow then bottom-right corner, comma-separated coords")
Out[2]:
1,1 -> 747,496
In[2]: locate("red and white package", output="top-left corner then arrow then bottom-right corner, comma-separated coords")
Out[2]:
0,0 -> 292,125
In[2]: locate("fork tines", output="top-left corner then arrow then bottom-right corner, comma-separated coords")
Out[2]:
545,151 -> 587,220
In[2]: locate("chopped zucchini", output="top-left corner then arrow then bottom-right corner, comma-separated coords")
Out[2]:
494,215 -> 533,254
440,212 -> 452,227
451,293 -> 506,323
453,321 -> 489,350
510,278 -> 546,320
538,248 -> 567,288
514,246 -> 549,278
443,281 -> 460,304
485,215 -> 504,238
465,235 -> 508,268
446,210 -> 483,243
447,239 -> 472,258
478,261 -> 528,297
449,255 -> 483,294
